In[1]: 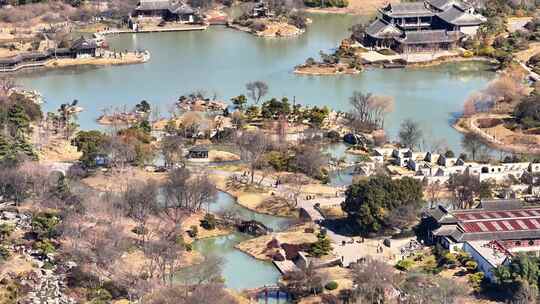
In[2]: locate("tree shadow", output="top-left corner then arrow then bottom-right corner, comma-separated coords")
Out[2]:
320,217 -> 359,237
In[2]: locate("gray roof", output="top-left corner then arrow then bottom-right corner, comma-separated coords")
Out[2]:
457,229 -> 540,242
365,19 -> 402,39
382,2 -> 435,17
189,145 -> 208,152
479,199 -> 523,211
169,2 -> 194,14
427,0 -> 469,11
136,0 -> 171,11
136,0 -> 195,14
436,4 -> 485,26
396,30 -> 462,44
71,37 -> 98,50
426,205 -> 449,222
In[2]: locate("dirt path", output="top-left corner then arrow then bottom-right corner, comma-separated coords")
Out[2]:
456,113 -> 540,154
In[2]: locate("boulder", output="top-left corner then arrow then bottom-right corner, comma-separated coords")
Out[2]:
266,238 -> 281,249
343,133 -> 372,147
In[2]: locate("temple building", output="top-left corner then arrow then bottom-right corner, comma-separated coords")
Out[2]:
362,0 -> 486,53
132,0 -> 198,23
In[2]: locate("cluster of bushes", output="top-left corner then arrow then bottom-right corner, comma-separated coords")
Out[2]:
234,15 -> 268,32
67,267 -> 129,303
303,0 -> 348,8
200,213 -> 217,230
288,14 -> 307,29
308,232 -> 332,257
324,281 -> 338,290
513,94 -> 540,129
30,212 -> 60,256
463,39 -> 513,67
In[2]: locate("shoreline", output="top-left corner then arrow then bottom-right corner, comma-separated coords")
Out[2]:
213,177 -> 298,218
98,23 -> 209,36
1,52 -> 149,74
294,65 -> 361,75
452,114 -> 540,154
227,22 -> 304,38
404,55 -> 498,68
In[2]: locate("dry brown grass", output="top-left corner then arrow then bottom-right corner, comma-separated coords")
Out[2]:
81,168 -> 167,192
182,212 -> 232,243
235,224 -> 318,261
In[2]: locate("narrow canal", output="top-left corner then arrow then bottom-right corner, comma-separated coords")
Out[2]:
16,14 -> 494,152
192,191 -> 291,301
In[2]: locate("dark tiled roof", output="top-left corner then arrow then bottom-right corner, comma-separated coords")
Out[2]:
382,2 -> 435,17
427,0 -> 469,11
365,19 -> 402,38
189,145 -> 208,152
396,30 -> 462,44
71,37 -> 98,50
479,199 -> 523,211
169,2 -> 194,14
136,0 -> 171,10
436,5 -> 485,26
458,229 -> 540,242
427,205 -> 449,222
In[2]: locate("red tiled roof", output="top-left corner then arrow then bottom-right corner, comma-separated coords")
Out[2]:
461,218 -> 540,233
450,208 -> 540,234
453,208 -> 540,222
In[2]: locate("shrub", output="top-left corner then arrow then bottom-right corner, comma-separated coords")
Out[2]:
67,267 -> 100,288
462,50 -> 474,58
455,250 -> 472,264
0,223 -> 15,241
31,212 -> 60,239
477,46 -> 495,57
33,239 -> 56,255
305,57 -> 316,66
101,280 -> 128,299
200,213 -> 217,230
250,22 -> 267,32
88,288 -> 112,304
189,225 -> 199,238
442,252 -> 458,268
468,272 -> 485,292
395,258 -> 414,271
0,245 -> 10,261
465,260 -> 478,272
309,232 -> 332,257
325,281 -> 339,290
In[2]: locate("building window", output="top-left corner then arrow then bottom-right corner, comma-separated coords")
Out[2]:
530,240 -> 535,246
516,241 -> 521,246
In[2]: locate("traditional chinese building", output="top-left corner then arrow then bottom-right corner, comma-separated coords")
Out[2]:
132,0 -> 198,23
362,0 -> 485,53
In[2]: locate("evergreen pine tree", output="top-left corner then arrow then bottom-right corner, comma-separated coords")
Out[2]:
8,103 -> 31,136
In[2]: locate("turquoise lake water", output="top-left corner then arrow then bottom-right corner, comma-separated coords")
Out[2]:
16,13 -> 494,152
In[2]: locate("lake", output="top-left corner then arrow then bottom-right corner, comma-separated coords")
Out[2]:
16,13 -> 494,152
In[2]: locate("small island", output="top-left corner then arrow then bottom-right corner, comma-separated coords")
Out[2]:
228,1 -> 309,37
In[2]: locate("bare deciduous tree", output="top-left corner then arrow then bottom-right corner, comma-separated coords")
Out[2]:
425,180 -> 443,208
398,119 -> 423,149
351,258 -> 398,304
246,81 -> 269,104
160,135 -> 185,169
163,167 -> 217,220
123,180 -> 159,244
236,130 -> 270,184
